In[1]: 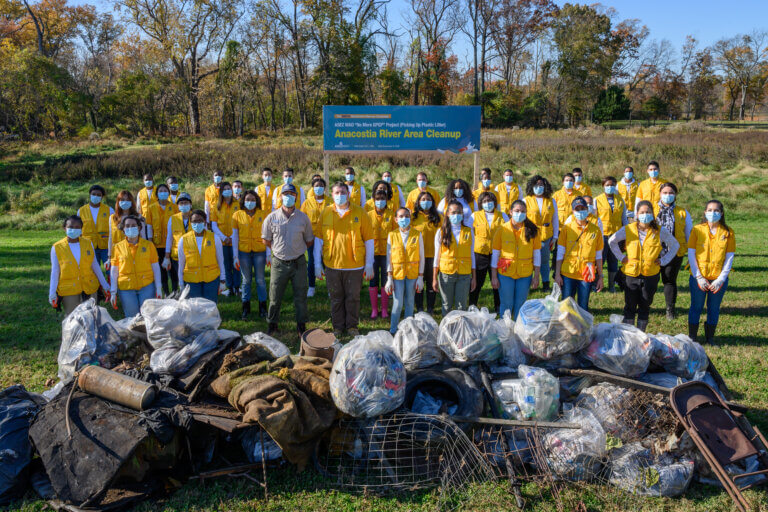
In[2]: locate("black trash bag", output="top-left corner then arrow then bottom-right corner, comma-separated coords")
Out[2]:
0,385 -> 47,506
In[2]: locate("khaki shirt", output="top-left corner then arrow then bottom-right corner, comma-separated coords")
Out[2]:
262,207 -> 314,261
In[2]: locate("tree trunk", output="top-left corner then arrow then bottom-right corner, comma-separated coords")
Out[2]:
739,84 -> 747,121
188,89 -> 201,135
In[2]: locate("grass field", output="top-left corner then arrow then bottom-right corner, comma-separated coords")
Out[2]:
2,129 -> 768,510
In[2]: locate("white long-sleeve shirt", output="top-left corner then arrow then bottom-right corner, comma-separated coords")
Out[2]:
432,227 -> 476,270
176,233 -> 226,286
109,258 -> 161,295
49,241 -> 109,301
608,225 -> 680,268
394,185 -> 405,208
386,230 -> 425,276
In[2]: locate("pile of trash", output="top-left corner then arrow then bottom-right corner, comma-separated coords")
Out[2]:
2,285 -> 766,511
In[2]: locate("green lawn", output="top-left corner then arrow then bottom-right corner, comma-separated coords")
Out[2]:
2,215 -> 768,511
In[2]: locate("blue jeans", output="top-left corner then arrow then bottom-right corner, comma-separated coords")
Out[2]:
119,282 -> 156,317
562,275 -> 592,311
390,278 -> 417,334
222,245 -> 241,290
307,246 -> 316,288
94,248 -> 109,267
689,275 -> 728,325
186,279 -> 219,303
540,237 -> 552,283
240,250 -> 267,302
498,274 -> 533,320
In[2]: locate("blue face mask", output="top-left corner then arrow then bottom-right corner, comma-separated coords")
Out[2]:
233,187 -> 242,196
244,201 -> 257,210
482,202 -> 494,212
144,180 -> 153,188
564,181 -> 574,190
637,213 -> 654,224
191,222 -> 205,234
158,191 -> 170,201
449,213 -> 463,225
314,186 -> 325,196
119,200 -> 132,211
661,193 -> 675,205
417,180 -> 427,189
179,204 -> 191,213
482,179 -> 491,188
345,174 -> 355,182
604,185 -> 616,195
169,183 -> 179,191
512,211 -> 527,223
383,176 -> 392,183
282,194 -> 296,207
648,169 -> 659,178
334,194 -> 348,206
574,175 -> 583,183
454,188 -> 464,198
124,226 -> 139,238
419,200 -> 432,210
624,172 -> 633,181
213,175 -> 222,184
375,200 -> 387,209
264,175 -> 272,183
66,228 -> 81,239
504,175 -> 514,183
283,176 -> 293,185
397,217 -> 410,229
90,195 -> 102,204
533,185 -> 544,196
222,189 -> 233,198
705,210 -> 722,223
573,210 -> 589,221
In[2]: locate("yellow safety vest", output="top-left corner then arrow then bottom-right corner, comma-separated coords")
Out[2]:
473,210 -> 504,255
595,193 -> 625,236
211,200 -> 240,242
438,226 -> 472,275
256,183 -> 273,211
558,221 -> 603,280
636,178 -> 663,206
573,183 -> 592,197
524,195 -> 556,241
301,196 -> 328,238
617,180 -> 637,209
406,186 -> 441,212
232,209 -> 266,253
110,214 -> 125,252
148,202 -> 178,248
623,223 -> 662,277
689,224 -> 735,281
552,188 -> 576,229
205,184 -> 221,208
411,213 -> 442,259
78,203 -> 110,250
368,208 -> 396,256
113,238 -> 155,290
182,230 -> 219,283
493,222 -> 541,279
321,205 -> 373,269
137,187 -> 157,215
169,213 -> 190,260
53,238 -> 99,296
389,230 -> 421,280
495,182 -> 521,215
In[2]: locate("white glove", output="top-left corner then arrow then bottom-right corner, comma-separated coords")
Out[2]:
416,276 -> 424,292
48,295 -> 57,306
315,265 -> 324,280
218,281 -> 228,295
162,256 -> 171,271
384,277 -> 394,295
709,277 -> 725,294
110,294 -> 117,309
364,264 -> 374,281
696,276 -> 710,292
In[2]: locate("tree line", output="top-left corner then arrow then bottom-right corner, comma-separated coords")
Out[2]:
1,0 -> 767,138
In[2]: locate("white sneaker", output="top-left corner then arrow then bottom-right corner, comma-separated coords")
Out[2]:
307,287 -> 315,298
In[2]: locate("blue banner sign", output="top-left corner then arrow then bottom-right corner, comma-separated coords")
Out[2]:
323,106 -> 481,153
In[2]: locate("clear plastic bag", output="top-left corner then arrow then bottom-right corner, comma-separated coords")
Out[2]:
239,428 -> 283,463
514,285 -> 593,360
492,365 -> 559,421
489,311 -> 528,374
576,383 -> 631,438
140,288 -> 221,349
583,320 -> 652,377
330,334 -> 406,418
609,442 -> 694,497
437,307 -> 504,363
149,330 -> 219,375
392,313 -> 444,370
543,405 -> 606,481
243,332 -> 291,359
649,333 -> 709,379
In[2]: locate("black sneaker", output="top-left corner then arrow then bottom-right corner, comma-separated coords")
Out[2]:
267,322 -> 278,336
297,323 -> 306,334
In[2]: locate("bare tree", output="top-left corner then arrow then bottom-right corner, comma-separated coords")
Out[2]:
713,31 -> 768,121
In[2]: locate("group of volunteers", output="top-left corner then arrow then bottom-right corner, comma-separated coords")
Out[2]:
48,160 -> 735,344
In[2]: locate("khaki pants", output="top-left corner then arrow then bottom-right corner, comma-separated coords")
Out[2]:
325,268 -> 364,332
267,255 -> 308,324
438,273 -> 471,316
61,292 -> 97,317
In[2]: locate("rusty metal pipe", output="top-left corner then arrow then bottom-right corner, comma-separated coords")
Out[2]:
77,365 -> 157,411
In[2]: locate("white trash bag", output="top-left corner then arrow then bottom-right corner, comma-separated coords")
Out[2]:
330,334 -> 406,418
437,307 -> 504,363
543,405 -> 606,481
609,442 -> 694,497
392,313 -> 444,370
140,286 -> 221,349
